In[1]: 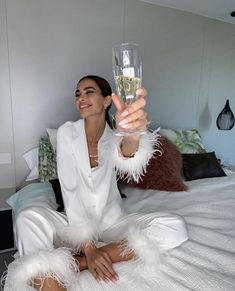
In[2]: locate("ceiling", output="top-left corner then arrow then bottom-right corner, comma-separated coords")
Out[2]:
139,0 -> 235,24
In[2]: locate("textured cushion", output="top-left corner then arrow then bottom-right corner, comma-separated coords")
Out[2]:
46,128 -> 57,153
182,152 -> 226,181
159,129 -> 206,153
119,137 -> 187,192
38,136 -> 58,182
6,183 -> 58,215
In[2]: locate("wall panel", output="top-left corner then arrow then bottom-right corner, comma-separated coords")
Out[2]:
0,0 -> 15,188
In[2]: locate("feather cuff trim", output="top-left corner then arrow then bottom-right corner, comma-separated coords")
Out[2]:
3,248 -> 79,291
115,129 -> 161,182
57,219 -> 100,252
121,225 -> 161,270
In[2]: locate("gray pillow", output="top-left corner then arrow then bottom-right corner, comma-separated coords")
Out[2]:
6,183 -> 57,215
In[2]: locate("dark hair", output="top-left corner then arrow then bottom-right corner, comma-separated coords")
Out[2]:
78,75 -> 113,128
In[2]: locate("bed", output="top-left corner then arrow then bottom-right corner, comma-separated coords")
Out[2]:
3,128 -> 235,291
119,170 -> 235,291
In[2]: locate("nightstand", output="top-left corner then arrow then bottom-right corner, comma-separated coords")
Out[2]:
0,188 -> 16,253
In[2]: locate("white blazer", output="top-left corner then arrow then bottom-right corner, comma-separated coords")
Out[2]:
57,119 -> 158,250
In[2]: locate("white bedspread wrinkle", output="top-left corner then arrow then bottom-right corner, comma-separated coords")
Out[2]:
69,171 -> 235,291
4,171 -> 235,291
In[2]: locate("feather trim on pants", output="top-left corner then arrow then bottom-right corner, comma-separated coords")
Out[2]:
120,225 -> 161,270
3,248 -> 79,291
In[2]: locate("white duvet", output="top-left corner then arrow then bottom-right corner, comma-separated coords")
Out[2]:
71,170 -> 235,291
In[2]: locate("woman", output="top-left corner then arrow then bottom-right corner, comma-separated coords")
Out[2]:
5,76 -> 188,291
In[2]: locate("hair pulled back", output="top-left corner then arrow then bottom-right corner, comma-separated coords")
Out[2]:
78,75 -> 113,128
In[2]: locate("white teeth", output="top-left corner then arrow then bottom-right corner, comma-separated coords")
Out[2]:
80,104 -> 90,109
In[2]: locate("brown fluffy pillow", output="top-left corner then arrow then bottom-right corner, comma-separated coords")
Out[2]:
118,137 -> 187,192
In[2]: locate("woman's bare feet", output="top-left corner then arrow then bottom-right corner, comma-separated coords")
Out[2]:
33,242 -> 134,289
34,277 -> 66,291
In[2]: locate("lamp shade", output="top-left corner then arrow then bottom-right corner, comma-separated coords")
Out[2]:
216,99 -> 235,130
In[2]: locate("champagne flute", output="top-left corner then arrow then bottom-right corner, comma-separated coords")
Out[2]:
112,43 -> 146,136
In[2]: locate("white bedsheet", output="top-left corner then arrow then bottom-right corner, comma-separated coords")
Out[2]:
70,170 -> 235,291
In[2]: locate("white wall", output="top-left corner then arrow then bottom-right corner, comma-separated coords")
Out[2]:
0,0 -> 235,188
125,0 -> 235,164
0,0 -> 15,187
4,0 -> 124,187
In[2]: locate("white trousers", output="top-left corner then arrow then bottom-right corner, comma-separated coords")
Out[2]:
4,207 -> 188,291
15,206 -> 188,257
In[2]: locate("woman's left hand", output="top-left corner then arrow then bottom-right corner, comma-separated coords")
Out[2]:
112,87 -> 148,135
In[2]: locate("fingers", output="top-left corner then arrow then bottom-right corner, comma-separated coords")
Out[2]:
121,96 -> 146,117
112,86 -> 147,114
90,267 -> 100,282
118,101 -> 146,125
102,252 -> 118,279
112,87 -> 148,134
111,93 -> 125,113
121,117 -> 147,131
95,259 -> 118,282
136,87 -> 147,99
91,263 -> 117,283
87,250 -> 118,283
117,97 -> 147,132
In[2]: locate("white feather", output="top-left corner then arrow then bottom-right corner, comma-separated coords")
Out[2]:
115,129 -> 162,183
3,248 -> 79,291
57,219 -> 100,252
121,225 -> 161,271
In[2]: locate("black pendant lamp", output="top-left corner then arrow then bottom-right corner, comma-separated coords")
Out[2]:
216,99 -> 235,130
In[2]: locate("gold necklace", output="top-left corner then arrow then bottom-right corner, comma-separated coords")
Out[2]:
88,145 -> 98,159
87,123 -> 103,159
88,142 -> 98,159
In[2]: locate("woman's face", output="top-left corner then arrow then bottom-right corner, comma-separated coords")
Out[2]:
75,78 -> 110,119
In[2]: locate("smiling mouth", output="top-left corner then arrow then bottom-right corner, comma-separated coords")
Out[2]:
79,103 -> 91,110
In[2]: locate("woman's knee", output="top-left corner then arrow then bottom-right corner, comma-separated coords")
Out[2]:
15,206 -> 45,233
159,214 -> 188,249
142,213 -> 188,251
15,206 -> 54,255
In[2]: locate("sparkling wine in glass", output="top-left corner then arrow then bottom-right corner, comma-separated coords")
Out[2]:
112,43 -> 146,136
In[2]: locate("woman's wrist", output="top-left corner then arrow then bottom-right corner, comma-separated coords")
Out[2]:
74,254 -> 88,271
120,136 -> 140,158
82,242 -> 97,256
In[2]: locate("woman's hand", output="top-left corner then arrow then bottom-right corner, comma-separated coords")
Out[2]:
84,245 -> 118,283
112,87 -> 148,157
112,87 -> 148,135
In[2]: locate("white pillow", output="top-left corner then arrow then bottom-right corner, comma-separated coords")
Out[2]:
22,147 -> 39,181
6,182 -> 58,215
46,128 -> 57,153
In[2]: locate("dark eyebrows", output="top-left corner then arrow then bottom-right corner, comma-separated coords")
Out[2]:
84,86 -> 96,91
75,86 -> 96,93
75,86 -> 96,97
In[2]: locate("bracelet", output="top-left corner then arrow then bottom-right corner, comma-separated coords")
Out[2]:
118,146 -> 137,159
